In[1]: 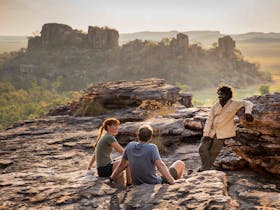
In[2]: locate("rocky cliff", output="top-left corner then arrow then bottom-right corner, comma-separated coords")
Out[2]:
1,79 -> 279,209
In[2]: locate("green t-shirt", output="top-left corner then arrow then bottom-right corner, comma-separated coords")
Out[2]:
95,133 -> 116,168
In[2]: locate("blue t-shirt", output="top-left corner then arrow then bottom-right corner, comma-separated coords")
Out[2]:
123,141 -> 161,185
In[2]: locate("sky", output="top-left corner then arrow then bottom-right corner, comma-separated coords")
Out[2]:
1,0 -> 280,36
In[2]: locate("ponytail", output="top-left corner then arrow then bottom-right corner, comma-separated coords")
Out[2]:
93,126 -> 104,148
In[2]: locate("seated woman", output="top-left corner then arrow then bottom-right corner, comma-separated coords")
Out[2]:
87,117 -> 131,186
111,125 -> 185,185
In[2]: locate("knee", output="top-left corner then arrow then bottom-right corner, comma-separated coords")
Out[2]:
177,160 -> 185,167
174,160 -> 185,170
199,144 -> 206,155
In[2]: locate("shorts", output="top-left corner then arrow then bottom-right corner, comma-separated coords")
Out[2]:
97,163 -> 113,177
158,167 -> 178,184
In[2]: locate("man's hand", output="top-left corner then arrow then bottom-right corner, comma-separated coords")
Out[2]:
245,113 -> 254,122
174,179 -> 185,184
201,136 -> 212,142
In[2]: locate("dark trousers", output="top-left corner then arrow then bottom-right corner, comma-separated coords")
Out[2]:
198,136 -> 224,170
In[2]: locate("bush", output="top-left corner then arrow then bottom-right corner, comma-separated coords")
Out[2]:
259,85 -> 270,95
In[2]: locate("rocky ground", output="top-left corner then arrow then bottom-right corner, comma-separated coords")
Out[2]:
0,108 -> 279,209
0,79 -> 279,209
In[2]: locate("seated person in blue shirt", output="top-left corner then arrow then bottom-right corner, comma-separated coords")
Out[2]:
111,125 -> 185,185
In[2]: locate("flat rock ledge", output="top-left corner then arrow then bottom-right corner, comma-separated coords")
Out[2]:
0,169 -> 239,210
48,78 -> 192,116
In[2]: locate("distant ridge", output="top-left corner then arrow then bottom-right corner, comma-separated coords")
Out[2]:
119,31 -> 280,46
1,31 -> 280,51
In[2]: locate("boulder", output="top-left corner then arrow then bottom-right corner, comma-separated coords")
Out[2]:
229,93 -> 280,175
179,91 -> 193,108
120,171 -> 239,210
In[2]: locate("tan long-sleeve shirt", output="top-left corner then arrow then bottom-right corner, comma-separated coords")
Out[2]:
203,99 -> 254,139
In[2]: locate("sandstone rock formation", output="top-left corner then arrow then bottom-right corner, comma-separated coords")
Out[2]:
41,23 -> 74,47
27,23 -> 118,50
218,35 -> 236,57
21,23 -> 267,92
27,36 -> 42,50
48,78 -> 193,116
1,100 -> 280,209
229,92 -> 280,175
170,33 -> 189,56
88,26 -> 119,49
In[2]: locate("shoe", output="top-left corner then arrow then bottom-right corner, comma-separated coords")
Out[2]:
187,169 -> 193,175
196,167 -> 207,172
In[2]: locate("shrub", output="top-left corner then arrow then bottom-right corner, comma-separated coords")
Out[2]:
259,85 -> 270,95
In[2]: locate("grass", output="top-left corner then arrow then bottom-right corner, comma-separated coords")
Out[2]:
192,79 -> 280,106
191,41 -> 280,105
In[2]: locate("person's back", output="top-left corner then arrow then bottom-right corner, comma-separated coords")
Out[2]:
111,125 -> 185,185
124,141 -> 161,185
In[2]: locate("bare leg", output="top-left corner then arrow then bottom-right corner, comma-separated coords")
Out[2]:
169,160 -> 185,179
113,161 -> 125,187
125,163 -> 132,185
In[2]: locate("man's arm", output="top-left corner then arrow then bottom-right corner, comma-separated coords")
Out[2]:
155,159 -> 175,185
203,105 -> 216,137
235,100 -> 254,122
110,159 -> 128,181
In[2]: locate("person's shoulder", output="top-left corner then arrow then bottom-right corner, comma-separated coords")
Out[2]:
211,101 -> 219,108
231,99 -> 250,104
126,141 -> 137,148
104,134 -> 116,142
147,143 -> 159,150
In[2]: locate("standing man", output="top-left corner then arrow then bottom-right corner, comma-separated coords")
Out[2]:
199,85 -> 254,171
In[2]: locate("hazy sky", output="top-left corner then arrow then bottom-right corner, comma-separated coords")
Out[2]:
1,0 -> 280,35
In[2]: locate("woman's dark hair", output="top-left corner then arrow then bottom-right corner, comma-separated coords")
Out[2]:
93,117 -> 120,148
138,125 -> 153,142
217,85 -> 233,98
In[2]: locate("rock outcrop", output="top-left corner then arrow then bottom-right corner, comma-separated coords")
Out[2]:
229,93 -> 280,175
218,35 -> 236,57
48,78 -> 193,116
27,36 -> 42,50
28,23 -> 118,50
170,33 -> 189,56
41,23 -> 75,47
88,26 -> 119,49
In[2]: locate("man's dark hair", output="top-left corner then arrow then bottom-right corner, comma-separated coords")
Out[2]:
217,85 -> 233,98
138,125 -> 153,142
